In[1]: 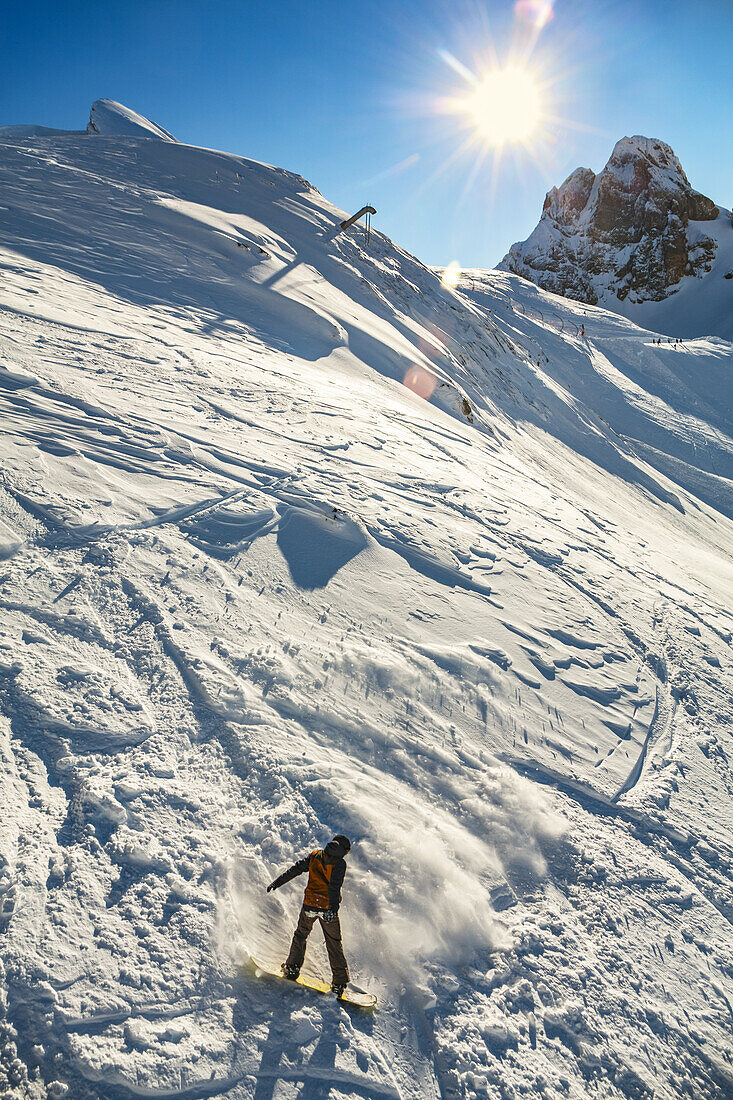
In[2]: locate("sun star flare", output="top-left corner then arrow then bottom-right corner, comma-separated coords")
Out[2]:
464,67 -> 542,149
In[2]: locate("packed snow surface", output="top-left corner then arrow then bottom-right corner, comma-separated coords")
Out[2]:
0,106 -> 732,1100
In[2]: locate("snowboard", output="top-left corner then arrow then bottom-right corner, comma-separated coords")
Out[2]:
248,956 -> 377,1009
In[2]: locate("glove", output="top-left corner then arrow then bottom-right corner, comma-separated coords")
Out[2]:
321,910 -> 338,923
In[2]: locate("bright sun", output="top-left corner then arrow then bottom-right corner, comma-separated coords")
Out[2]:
464,67 -> 541,147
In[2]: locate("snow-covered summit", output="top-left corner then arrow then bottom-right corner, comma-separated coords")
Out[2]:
87,97 -> 177,141
0,100 -> 176,144
500,135 -> 733,339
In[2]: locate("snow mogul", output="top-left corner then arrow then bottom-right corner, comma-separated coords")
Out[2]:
267,834 -> 351,996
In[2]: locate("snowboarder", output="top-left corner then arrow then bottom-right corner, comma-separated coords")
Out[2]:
267,835 -> 351,996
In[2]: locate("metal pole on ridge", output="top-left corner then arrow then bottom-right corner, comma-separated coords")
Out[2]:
338,205 -> 377,234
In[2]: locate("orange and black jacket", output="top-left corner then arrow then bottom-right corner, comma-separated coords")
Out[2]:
270,849 -> 347,911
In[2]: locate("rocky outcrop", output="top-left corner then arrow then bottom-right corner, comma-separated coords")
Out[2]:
500,137 -> 719,306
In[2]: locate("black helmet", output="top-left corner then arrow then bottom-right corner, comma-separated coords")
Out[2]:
325,834 -> 351,857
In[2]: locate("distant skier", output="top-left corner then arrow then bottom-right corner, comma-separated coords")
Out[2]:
580,324 -> 585,337
267,835 -> 351,995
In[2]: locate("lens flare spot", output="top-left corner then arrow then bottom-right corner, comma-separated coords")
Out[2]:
442,261 -> 462,289
465,67 -> 541,147
514,0 -> 554,30
404,365 -> 438,400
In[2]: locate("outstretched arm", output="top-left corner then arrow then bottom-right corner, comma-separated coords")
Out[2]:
267,856 -> 310,893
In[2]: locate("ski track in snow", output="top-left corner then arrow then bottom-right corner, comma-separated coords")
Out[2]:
0,115 -> 732,1100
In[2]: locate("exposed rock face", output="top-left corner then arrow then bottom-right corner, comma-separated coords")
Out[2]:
500,137 -> 719,306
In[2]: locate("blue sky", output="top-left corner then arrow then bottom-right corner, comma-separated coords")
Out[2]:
2,0 -> 732,267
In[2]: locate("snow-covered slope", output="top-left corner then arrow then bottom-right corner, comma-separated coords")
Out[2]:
1,105 -> 732,1100
500,136 -> 733,340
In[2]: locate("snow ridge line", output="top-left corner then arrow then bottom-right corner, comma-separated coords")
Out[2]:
116,573 -> 263,762
0,598 -> 113,647
502,755 -> 693,847
506,754 -> 733,930
60,998 -> 199,1032
79,1069 -> 245,1099
507,531 -> 680,803
255,1065 -> 402,1098
611,677 -> 676,803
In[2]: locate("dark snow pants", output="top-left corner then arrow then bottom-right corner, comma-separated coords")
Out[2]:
285,906 -> 349,985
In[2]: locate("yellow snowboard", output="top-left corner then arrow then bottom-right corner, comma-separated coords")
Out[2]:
248,956 -> 377,1009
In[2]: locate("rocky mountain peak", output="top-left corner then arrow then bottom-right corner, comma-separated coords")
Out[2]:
500,136 -> 721,311
592,135 -> 717,240
542,166 -> 596,224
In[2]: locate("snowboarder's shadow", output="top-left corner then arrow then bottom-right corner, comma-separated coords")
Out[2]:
248,997 -> 297,1100
294,1013 -> 342,1100
251,997 -> 374,1100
